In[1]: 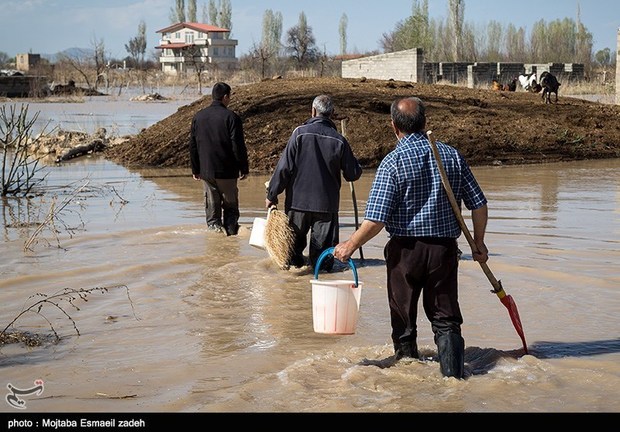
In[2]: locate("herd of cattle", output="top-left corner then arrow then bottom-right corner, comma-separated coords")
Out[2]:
492,71 -> 561,104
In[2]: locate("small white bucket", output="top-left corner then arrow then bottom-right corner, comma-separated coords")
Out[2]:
249,216 -> 267,249
310,247 -> 362,335
311,279 -> 363,335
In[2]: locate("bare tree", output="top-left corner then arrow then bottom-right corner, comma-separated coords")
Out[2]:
201,2 -> 208,23
410,0 -> 432,55
529,19 -> 546,62
379,31 -> 396,53
595,48 -> 611,67
460,21 -> 480,62
220,0 -> 232,38
504,23 -> 527,62
184,45 -> 208,94
125,20 -> 147,92
448,0 -> 465,62
262,9 -> 283,59
1,104 -> 47,197
169,0 -> 186,23
208,0 -> 218,25
205,0 -> 232,36
248,42 -> 274,80
575,3 -> 593,70
339,13 -> 348,56
56,50 -> 94,90
125,21 -> 147,68
0,51 -> 10,68
594,47 -> 613,82
433,20 -> 452,61
379,0 -> 431,55
187,0 -> 197,22
176,0 -> 186,22
485,20 -> 503,62
285,12 -> 319,68
91,36 -> 107,91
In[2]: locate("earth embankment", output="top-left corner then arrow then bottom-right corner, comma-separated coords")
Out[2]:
104,77 -> 620,172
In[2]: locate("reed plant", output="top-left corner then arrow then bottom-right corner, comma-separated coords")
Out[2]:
0,285 -> 136,348
0,103 -> 49,196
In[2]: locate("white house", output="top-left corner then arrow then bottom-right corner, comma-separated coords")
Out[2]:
155,22 -> 238,75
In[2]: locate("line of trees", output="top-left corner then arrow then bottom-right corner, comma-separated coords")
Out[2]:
170,0 -> 232,36
1,0 -> 615,92
240,1 -> 615,80
380,0 -> 607,72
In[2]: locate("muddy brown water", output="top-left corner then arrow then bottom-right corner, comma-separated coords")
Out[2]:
1,94 -> 618,415
1,155 -> 618,414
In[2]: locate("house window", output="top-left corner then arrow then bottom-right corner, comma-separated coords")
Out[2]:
213,47 -> 219,56
198,32 -> 204,39
175,32 -> 181,39
185,32 -> 194,44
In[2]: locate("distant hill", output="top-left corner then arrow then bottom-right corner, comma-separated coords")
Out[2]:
42,47 -> 94,63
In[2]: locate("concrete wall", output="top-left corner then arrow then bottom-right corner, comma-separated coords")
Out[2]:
467,63 -> 496,88
341,48 -> 424,82
342,49 -> 585,89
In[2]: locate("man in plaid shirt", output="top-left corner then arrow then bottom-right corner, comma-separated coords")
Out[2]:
334,96 -> 488,379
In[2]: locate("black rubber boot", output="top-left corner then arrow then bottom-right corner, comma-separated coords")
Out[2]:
225,223 -> 239,236
435,332 -> 465,379
394,341 -> 419,360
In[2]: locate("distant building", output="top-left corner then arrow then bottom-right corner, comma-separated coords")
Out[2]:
15,53 -> 41,72
155,22 -> 238,76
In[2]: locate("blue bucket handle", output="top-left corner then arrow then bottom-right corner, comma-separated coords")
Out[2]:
314,247 -> 359,287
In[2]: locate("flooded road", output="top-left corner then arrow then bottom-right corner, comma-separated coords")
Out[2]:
1,156 -> 618,413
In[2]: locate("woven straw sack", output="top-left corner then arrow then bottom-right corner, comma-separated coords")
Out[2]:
264,207 -> 295,270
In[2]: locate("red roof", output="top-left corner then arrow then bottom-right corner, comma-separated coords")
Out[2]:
156,22 -> 230,34
155,42 -> 192,49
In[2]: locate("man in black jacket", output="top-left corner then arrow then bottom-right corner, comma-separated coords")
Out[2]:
266,95 -> 362,271
190,82 -> 249,236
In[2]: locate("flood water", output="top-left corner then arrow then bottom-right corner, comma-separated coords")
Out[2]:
0,94 -> 619,415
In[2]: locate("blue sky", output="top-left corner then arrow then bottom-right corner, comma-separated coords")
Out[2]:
0,0 -> 617,60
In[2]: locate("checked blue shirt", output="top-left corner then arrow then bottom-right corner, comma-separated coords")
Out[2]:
365,132 -> 487,238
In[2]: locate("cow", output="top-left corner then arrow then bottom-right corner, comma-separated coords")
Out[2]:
539,71 -> 561,104
518,73 -> 538,92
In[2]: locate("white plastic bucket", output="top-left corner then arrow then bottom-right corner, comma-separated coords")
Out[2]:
249,216 -> 267,249
310,248 -> 362,335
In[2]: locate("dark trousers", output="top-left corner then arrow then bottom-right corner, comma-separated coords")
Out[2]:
286,209 -> 338,269
202,177 -> 240,235
384,236 -> 463,346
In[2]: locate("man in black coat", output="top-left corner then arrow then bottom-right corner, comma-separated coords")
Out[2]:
190,82 -> 249,236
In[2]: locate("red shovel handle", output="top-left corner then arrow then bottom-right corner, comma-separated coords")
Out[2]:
428,131 -> 528,354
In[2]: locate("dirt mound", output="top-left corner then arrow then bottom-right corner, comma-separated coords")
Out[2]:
105,77 -> 620,172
